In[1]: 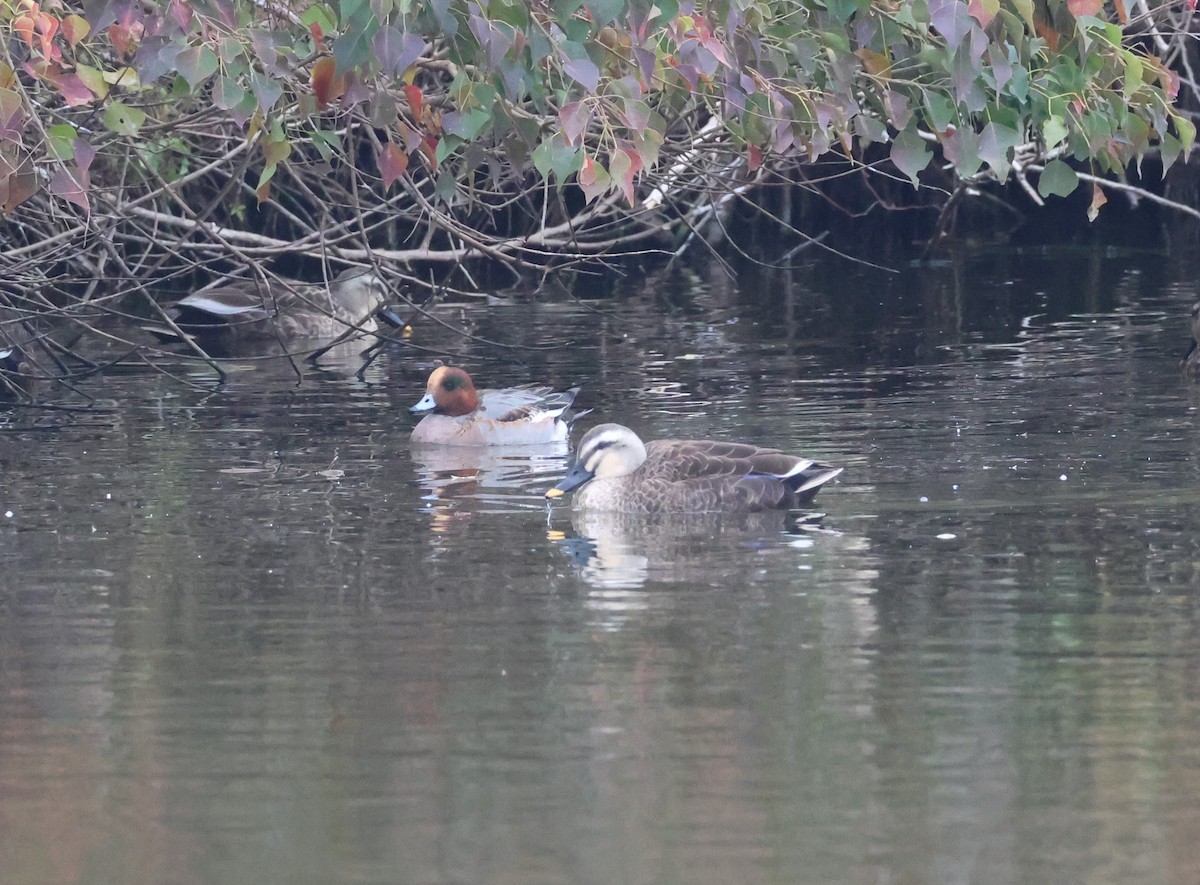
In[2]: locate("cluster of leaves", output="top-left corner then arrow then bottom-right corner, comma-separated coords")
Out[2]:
0,0 -> 1195,295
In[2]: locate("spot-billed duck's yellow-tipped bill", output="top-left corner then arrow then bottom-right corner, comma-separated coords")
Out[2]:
409,366 -> 584,446
544,487 -> 565,499
549,422 -> 843,514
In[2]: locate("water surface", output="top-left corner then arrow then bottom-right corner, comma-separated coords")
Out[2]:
3,245 -> 1200,884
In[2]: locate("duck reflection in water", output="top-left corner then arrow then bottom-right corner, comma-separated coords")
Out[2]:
556,509 -> 839,592
411,443 -> 571,501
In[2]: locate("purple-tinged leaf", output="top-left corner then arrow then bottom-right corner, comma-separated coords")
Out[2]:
772,121 -> 795,155
49,165 -> 89,211
74,138 -> 96,174
942,127 -> 982,176
0,88 -> 26,142
890,128 -> 931,187
135,40 -> 180,84
467,11 -> 490,47
562,56 -> 600,92
52,73 -> 96,107
559,101 -> 592,146
621,98 -> 649,134
397,121 -> 423,153
374,26 -> 428,78
674,64 -> 699,90
250,30 -> 285,77
884,91 -> 912,130
168,0 -> 193,33
987,44 -> 1012,93
928,0 -> 972,51
633,47 -> 655,85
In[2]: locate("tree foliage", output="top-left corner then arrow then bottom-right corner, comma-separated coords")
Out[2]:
0,0 -> 1197,384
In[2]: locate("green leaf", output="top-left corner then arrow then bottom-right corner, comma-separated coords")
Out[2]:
1037,160 -> 1079,198
532,135 -> 581,184
890,128 -> 931,188
1160,132 -> 1182,177
213,75 -> 246,111
1174,114 -> 1196,155
301,4 -> 337,33
46,124 -> 78,161
444,107 -> 490,141
102,101 -> 147,136
175,46 -> 219,90
1042,116 -> 1069,150
583,0 -> 622,25
310,129 -> 340,162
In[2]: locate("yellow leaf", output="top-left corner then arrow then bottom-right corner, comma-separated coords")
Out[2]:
74,64 -> 109,100
102,66 -> 140,89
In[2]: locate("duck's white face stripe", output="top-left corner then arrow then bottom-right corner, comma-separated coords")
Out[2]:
582,429 -> 634,477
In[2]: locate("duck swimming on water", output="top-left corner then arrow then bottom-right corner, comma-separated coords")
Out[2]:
409,366 -> 583,446
148,268 -> 390,346
546,423 -> 842,514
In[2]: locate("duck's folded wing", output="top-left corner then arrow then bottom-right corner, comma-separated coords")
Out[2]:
643,439 -> 798,482
483,385 -> 579,422
174,286 -> 274,321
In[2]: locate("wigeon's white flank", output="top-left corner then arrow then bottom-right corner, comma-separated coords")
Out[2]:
545,423 -> 842,513
410,366 -> 583,446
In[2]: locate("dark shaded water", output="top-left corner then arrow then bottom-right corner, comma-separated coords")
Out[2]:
4,245 -> 1200,884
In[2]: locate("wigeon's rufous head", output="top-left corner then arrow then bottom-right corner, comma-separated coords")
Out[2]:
410,366 -> 480,417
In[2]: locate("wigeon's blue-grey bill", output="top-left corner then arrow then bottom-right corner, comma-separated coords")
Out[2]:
410,391 -> 436,414
545,461 -> 594,498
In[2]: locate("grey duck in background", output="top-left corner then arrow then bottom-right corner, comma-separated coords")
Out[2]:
147,268 -> 390,347
546,423 -> 843,513
1184,302 -> 1200,376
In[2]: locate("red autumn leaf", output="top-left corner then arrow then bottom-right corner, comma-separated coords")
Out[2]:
1066,0 -> 1103,15
1087,182 -> 1108,222
61,14 -> 89,49
108,23 -> 133,56
1034,17 -> 1060,52
311,57 -> 343,107
748,143 -> 763,172
378,141 -> 409,189
1113,0 -> 1128,22
403,84 -> 423,120
418,135 -> 438,173
578,155 -> 610,204
13,14 -> 36,47
309,22 -> 325,45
